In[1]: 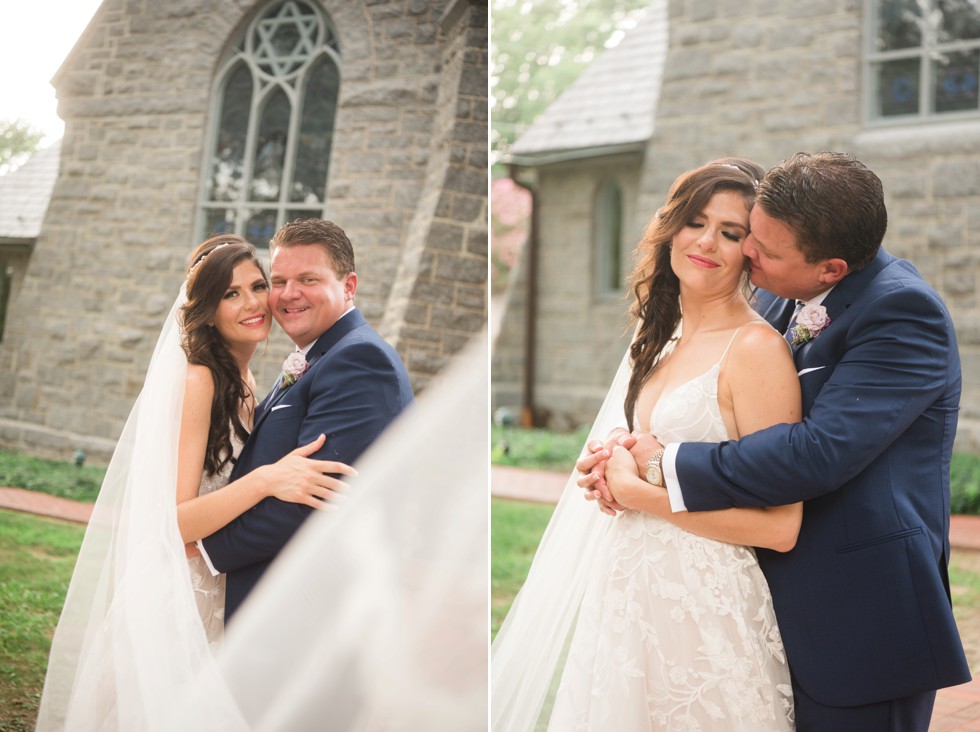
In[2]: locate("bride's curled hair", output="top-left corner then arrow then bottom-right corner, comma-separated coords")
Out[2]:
624,158 -> 766,430
181,235 -> 267,475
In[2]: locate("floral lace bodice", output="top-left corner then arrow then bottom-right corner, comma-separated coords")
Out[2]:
549,329 -> 795,730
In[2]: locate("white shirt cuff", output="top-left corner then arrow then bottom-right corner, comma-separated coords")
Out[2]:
196,540 -> 221,576
662,443 -> 687,513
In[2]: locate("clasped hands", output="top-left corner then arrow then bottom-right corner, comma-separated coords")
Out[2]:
576,429 -> 665,516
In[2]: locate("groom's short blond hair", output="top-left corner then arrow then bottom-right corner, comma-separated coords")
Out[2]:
270,218 -> 355,276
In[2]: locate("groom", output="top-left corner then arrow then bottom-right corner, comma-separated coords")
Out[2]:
198,218 -> 414,620
580,153 -> 970,730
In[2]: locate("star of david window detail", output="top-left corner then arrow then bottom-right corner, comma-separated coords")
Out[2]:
252,1 -> 321,77
199,0 -> 341,245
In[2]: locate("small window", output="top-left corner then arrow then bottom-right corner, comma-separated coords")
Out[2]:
0,261 -> 13,343
199,0 -> 340,244
867,0 -> 980,122
595,181 -> 624,296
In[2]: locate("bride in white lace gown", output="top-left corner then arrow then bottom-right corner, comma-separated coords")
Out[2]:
37,236 -> 354,730
550,327 -> 795,730
492,160 -> 802,731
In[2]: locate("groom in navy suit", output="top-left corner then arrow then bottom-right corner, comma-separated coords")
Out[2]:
581,153 -> 970,730
199,219 -> 413,619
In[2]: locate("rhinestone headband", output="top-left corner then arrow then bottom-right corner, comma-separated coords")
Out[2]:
187,242 -> 234,279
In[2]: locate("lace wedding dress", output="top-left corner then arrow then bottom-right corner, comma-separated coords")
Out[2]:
187,429 -> 243,646
548,333 -> 795,731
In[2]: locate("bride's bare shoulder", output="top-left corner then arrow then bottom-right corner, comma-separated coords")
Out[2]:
727,320 -> 794,371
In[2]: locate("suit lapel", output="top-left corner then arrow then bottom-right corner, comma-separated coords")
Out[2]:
750,287 -> 796,333
247,308 -> 368,436
817,248 -> 895,325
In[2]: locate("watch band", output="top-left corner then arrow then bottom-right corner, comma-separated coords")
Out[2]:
645,447 -> 666,487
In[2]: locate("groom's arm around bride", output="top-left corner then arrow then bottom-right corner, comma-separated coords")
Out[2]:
200,219 -> 414,620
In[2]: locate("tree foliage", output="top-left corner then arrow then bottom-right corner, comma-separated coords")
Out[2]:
491,0 -> 652,162
0,119 -> 44,176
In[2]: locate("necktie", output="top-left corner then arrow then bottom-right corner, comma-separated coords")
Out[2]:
784,300 -> 805,344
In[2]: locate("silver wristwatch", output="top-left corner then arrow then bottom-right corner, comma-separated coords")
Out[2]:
645,448 -> 666,486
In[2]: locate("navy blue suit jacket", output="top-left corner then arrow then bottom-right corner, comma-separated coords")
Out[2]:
201,308 -> 413,619
675,248 -> 970,706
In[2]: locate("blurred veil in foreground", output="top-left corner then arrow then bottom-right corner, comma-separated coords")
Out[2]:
171,332 -> 489,731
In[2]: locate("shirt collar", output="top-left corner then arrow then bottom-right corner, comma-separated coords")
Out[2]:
294,306 -> 355,356
801,285 -> 835,309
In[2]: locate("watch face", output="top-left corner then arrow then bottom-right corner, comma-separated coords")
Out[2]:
646,463 -> 662,486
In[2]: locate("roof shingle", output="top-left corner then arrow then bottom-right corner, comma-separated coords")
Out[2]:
510,2 -> 667,161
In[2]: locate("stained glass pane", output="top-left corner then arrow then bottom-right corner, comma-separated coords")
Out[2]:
251,89 -> 290,202
877,0 -> 921,51
937,0 -> 980,42
246,209 -> 279,246
209,63 -> 252,202
203,208 -> 238,236
286,209 -> 319,223
875,58 -> 921,116
290,56 -> 339,204
934,50 -> 980,112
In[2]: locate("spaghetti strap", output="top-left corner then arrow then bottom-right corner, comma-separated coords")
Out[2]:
717,327 -> 742,365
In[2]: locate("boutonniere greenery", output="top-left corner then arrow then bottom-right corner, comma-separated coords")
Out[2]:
281,351 -> 310,388
791,304 -> 831,346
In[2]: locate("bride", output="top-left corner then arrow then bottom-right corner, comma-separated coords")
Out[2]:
36,236 -> 354,730
492,160 -> 802,730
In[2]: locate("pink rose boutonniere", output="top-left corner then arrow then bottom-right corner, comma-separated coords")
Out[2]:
281,351 -> 310,388
791,304 -> 831,346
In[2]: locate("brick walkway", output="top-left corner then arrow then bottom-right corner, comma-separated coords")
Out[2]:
491,465 -> 980,730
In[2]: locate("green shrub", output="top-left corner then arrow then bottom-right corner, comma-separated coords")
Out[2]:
951,453 -> 980,515
0,452 -> 105,503
490,424 -> 590,473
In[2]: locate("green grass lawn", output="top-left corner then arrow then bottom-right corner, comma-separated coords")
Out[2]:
0,510 -> 84,732
491,497 -> 554,638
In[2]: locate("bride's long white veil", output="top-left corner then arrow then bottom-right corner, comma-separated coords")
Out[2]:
491,347 -> 632,731
36,286 -> 246,731
165,332 -> 489,731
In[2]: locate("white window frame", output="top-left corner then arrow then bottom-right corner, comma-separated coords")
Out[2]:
864,0 -> 980,126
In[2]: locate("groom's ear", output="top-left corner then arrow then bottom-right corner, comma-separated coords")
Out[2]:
344,271 -> 358,301
817,258 -> 849,286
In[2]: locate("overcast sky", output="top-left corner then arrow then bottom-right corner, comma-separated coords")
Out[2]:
0,0 -> 104,145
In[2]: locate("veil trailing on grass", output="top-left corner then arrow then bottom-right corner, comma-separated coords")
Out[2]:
36,286 -> 247,730
491,347 -> 632,730
164,333 -> 489,730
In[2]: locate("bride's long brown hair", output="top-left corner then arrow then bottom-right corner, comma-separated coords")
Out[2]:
624,158 -> 766,430
181,235 -> 267,475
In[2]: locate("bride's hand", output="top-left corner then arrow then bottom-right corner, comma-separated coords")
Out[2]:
259,434 -> 358,509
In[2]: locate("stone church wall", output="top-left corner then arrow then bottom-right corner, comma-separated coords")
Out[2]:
494,1 -> 980,447
0,0 -> 487,462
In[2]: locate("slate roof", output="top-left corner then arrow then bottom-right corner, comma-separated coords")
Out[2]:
509,1 -> 667,163
0,140 -> 61,240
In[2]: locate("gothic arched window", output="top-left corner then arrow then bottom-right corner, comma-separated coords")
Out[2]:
199,0 -> 340,245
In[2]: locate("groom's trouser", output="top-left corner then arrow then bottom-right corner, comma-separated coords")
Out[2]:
792,678 -> 936,732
